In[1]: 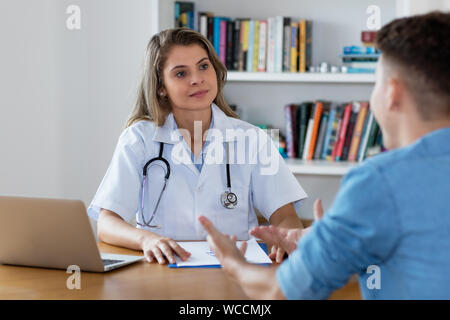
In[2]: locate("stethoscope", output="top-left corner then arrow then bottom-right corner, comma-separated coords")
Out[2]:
137,141 -> 237,229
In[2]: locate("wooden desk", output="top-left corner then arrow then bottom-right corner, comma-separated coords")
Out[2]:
0,242 -> 361,300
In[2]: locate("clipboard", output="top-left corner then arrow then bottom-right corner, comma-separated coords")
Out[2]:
168,242 -> 270,268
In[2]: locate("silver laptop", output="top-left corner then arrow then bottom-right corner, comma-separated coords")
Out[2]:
0,196 -> 144,272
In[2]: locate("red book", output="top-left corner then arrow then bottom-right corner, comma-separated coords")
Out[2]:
334,103 -> 352,161
219,20 -> 227,65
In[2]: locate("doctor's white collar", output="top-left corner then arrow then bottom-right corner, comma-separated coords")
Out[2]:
152,103 -> 238,144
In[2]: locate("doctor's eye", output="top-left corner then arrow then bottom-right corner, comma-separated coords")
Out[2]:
199,63 -> 209,70
175,71 -> 186,78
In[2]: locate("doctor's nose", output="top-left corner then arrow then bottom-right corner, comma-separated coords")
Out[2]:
190,72 -> 205,86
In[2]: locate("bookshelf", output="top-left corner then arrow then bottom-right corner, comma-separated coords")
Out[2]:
227,72 -> 375,83
285,159 -> 358,175
152,0 -> 396,218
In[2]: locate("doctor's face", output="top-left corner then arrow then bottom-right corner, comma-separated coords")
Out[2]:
161,44 -> 218,113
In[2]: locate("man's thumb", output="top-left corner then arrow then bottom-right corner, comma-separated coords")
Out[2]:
313,199 -> 324,221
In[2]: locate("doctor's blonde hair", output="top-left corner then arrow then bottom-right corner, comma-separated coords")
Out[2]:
126,28 -> 238,128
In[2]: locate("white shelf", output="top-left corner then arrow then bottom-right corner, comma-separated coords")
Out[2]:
285,159 -> 359,176
227,72 -> 375,83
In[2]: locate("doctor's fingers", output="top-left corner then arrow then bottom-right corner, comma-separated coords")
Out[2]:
167,239 -> 191,261
249,226 -> 275,244
156,242 -> 179,264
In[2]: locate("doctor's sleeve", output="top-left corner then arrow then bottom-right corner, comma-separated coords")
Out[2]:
87,127 -> 145,223
250,130 -> 307,221
276,163 -> 401,299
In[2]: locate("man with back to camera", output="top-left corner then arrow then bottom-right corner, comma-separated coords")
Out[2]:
198,11 -> 450,299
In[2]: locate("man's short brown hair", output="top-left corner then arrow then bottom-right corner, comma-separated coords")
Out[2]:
375,11 -> 450,119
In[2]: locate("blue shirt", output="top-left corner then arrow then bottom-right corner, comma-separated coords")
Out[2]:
277,127 -> 450,299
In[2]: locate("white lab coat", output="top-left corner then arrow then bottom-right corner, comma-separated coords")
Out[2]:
88,103 -> 307,240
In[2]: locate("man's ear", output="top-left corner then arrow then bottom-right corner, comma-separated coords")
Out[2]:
386,77 -> 403,112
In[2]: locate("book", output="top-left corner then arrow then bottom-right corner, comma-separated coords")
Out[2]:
302,104 -> 316,160
247,20 -> 255,72
232,19 -> 242,71
240,20 -> 250,71
341,102 -> 360,161
306,101 -> 323,160
284,104 -> 298,158
198,12 -> 213,37
299,19 -> 312,72
314,109 -> 330,160
334,103 -> 352,161
283,17 -> 292,72
348,102 -> 369,161
296,102 -> 313,157
326,104 -> 344,161
321,104 -> 337,160
213,17 -> 223,56
290,22 -> 298,72
226,20 -> 234,70
343,46 -> 379,55
357,109 -> 374,162
219,19 -> 228,65
175,2 -> 195,29
253,20 -> 260,72
258,20 -> 268,72
266,17 -> 276,73
275,16 -> 284,73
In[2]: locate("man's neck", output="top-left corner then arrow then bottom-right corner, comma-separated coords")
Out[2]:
173,107 -> 212,157
400,117 -> 450,148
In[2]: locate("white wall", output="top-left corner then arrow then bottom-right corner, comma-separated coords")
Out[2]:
0,0 -> 155,231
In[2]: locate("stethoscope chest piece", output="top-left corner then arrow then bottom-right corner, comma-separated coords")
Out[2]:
221,190 -> 237,209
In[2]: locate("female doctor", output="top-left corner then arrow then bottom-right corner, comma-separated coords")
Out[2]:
88,28 -> 308,265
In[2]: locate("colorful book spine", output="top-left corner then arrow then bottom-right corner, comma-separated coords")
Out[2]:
314,111 -> 329,160
302,113 -> 314,160
240,20 -> 250,71
341,102 -> 360,161
297,103 -> 312,158
290,22 -> 298,73
306,101 -> 323,160
357,109 -> 374,162
327,105 -> 344,161
299,20 -> 306,73
266,17 -> 276,73
226,20 -> 234,70
275,16 -> 284,73
284,104 -> 296,158
334,103 -> 352,161
283,17 -> 292,72
258,20 -> 267,72
321,106 -> 336,160
246,20 -> 254,72
219,19 -> 228,65
232,19 -> 241,71
213,17 -> 222,56
348,102 -> 369,161
252,20 -> 260,72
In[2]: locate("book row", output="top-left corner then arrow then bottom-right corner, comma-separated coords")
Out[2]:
284,101 -> 383,162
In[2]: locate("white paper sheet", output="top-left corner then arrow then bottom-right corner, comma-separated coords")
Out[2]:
174,239 -> 272,267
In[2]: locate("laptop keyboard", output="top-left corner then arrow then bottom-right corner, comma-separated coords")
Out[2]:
102,259 -> 124,266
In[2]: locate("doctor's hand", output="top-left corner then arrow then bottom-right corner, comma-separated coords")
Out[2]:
198,216 -> 248,280
249,199 -> 325,263
141,234 -> 191,264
